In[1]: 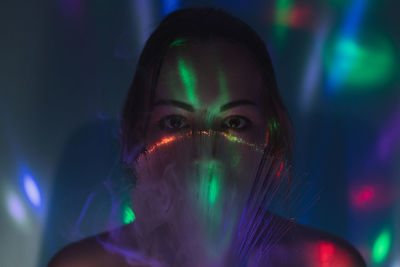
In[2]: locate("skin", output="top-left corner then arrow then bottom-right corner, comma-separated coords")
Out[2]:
145,39 -> 269,147
48,40 -> 366,267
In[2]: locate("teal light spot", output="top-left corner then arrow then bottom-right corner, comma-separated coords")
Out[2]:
122,205 -> 135,224
372,228 -> 391,264
324,35 -> 396,90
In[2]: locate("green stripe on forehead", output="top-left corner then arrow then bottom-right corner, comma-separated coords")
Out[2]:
178,56 -> 199,106
217,65 -> 229,107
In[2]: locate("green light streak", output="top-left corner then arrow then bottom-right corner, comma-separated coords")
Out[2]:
372,228 -> 391,264
178,57 -> 198,106
122,205 -> 135,224
208,163 -> 220,205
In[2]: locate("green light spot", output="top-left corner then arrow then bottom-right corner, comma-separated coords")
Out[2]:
372,228 -> 391,264
122,205 -> 135,224
274,0 -> 293,43
178,57 -> 198,106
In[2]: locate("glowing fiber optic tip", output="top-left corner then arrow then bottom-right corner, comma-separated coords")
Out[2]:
23,174 -> 42,207
372,228 -> 391,264
122,205 -> 136,224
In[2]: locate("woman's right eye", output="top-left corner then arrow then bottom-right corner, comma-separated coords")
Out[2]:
158,115 -> 189,131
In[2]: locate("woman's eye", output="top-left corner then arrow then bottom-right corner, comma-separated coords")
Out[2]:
222,116 -> 252,130
158,115 -> 189,130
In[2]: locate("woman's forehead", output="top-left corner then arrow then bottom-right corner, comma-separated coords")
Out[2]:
155,40 -> 265,109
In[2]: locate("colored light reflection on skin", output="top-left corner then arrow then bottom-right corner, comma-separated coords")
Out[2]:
207,162 -> 221,205
178,57 -> 198,107
216,66 -> 230,114
318,242 -> 335,265
197,160 -> 223,248
6,191 -> 27,225
308,241 -> 353,267
372,228 -> 391,264
122,205 -> 136,224
23,174 -> 41,207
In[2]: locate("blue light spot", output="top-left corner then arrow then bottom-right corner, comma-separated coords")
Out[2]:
7,191 -> 27,224
23,174 -> 41,207
162,0 -> 180,16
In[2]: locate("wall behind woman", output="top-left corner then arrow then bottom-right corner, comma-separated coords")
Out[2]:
1,0 -> 399,267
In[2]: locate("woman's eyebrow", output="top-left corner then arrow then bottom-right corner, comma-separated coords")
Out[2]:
153,99 -> 195,112
220,100 -> 257,112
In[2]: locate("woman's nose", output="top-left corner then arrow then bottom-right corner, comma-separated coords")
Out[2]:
192,110 -> 220,132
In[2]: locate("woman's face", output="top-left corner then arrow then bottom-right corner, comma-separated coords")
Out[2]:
133,41 -> 278,261
146,40 -> 269,147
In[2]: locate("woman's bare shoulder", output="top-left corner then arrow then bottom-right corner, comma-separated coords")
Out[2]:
277,222 -> 367,267
47,225 -> 136,267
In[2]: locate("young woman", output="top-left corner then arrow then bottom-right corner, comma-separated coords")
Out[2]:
49,8 -> 366,267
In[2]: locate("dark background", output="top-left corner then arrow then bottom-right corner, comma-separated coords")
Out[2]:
1,0 -> 399,266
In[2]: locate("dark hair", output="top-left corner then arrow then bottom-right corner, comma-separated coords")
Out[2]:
119,7 -> 294,165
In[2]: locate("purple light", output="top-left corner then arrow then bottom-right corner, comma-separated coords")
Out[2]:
7,191 -> 27,223
23,174 -> 41,207
377,104 -> 400,162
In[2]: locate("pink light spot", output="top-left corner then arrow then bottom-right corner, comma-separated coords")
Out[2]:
352,185 -> 375,208
319,242 -> 335,265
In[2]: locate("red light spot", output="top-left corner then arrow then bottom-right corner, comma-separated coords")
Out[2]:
352,185 -> 375,208
289,6 -> 312,28
319,242 -> 335,264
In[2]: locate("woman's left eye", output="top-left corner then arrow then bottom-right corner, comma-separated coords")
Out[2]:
158,114 -> 189,131
222,116 -> 252,130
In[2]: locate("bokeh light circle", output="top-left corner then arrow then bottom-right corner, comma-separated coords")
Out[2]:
23,174 -> 42,207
